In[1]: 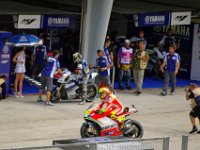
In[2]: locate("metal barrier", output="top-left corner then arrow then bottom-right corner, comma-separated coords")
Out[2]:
5,137 -> 170,150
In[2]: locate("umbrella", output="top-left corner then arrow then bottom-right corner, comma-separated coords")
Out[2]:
6,34 -> 41,47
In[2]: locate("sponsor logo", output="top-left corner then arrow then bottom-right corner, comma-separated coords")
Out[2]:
19,36 -> 28,42
174,15 -> 188,21
145,15 -> 165,24
2,46 -> 9,54
1,54 -> 10,59
20,19 -> 37,25
48,17 -> 69,26
1,60 -> 8,64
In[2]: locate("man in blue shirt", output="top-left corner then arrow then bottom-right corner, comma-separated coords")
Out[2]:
160,44 -> 180,96
31,38 -> 47,79
95,50 -> 114,93
38,50 -> 62,106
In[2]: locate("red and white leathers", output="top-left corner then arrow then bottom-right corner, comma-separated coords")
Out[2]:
98,93 -> 123,118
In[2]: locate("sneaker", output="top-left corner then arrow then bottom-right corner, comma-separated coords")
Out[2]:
161,91 -> 167,96
119,86 -> 124,90
189,126 -> 198,134
137,91 -> 141,95
45,102 -> 55,106
126,86 -> 132,90
170,92 -> 174,95
79,100 -> 85,105
20,95 -> 24,98
197,130 -> 200,134
37,97 -> 44,102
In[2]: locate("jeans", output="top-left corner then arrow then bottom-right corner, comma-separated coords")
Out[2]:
118,69 -> 131,87
133,69 -> 145,92
163,71 -> 176,92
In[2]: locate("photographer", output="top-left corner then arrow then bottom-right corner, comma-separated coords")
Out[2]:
132,40 -> 149,95
186,84 -> 200,134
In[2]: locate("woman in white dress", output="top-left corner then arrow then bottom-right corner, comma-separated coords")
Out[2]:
12,47 -> 26,97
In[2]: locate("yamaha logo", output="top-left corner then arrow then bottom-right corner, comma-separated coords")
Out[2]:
2,46 -> 9,54
145,15 -> 165,24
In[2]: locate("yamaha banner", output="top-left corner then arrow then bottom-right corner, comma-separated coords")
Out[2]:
139,12 -> 170,27
0,32 -> 12,93
41,15 -> 76,28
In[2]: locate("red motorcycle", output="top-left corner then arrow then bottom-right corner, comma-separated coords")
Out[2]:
80,103 -> 144,138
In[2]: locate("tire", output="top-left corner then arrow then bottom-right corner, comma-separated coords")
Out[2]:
50,89 -> 60,103
86,84 -> 97,103
80,122 -> 100,138
123,119 -> 144,138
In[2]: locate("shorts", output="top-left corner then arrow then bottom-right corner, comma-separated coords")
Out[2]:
41,76 -> 53,91
190,105 -> 200,119
32,63 -> 44,75
95,75 -> 111,87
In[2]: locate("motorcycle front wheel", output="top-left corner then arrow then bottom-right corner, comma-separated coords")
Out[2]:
80,122 -> 100,138
123,119 -> 144,138
50,89 -> 60,103
86,84 -> 97,102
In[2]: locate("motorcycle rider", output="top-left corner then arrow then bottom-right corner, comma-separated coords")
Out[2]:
97,87 -> 123,121
73,52 -> 90,105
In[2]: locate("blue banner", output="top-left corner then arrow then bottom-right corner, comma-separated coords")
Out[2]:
0,32 -> 12,93
41,15 -> 76,28
139,12 -> 170,27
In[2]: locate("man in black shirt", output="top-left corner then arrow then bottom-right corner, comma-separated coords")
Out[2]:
186,84 -> 200,134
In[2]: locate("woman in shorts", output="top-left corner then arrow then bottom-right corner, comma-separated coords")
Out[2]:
13,47 -> 26,98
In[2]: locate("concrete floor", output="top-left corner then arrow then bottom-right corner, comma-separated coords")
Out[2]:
0,87 -> 200,150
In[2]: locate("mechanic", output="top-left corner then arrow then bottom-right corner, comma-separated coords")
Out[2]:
73,52 -> 89,105
31,37 -> 47,79
186,84 -> 200,134
98,87 -> 123,121
37,50 -> 62,106
95,49 -> 114,93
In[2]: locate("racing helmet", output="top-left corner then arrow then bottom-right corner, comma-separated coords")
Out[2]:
98,87 -> 111,100
73,52 -> 82,63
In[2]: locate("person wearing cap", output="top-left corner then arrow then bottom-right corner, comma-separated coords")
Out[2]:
185,84 -> 200,134
132,40 -> 149,95
117,39 -> 133,90
160,44 -> 180,96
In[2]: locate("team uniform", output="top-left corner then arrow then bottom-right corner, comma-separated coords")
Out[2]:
95,56 -> 111,88
32,45 -> 47,75
163,52 -> 180,93
41,57 -> 60,91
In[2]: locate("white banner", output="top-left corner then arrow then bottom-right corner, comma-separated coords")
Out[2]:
191,24 -> 200,81
171,12 -> 191,25
18,15 -> 41,29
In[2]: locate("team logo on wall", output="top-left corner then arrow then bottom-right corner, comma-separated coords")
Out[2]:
171,12 -> 191,25
17,15 -> 41,29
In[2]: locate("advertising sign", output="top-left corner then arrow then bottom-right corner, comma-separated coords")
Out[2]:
0,32 -> 12,93
41,15 -> 76,28
139,12 -> 170,27
18,15 -> 41,29
191,24 -> 200,80
171,12 -> 191,25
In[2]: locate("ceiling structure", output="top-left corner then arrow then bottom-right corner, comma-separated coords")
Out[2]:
0,0 -> 199,14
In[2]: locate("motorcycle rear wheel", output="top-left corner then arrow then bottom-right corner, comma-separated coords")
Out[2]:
86,84 -> 97,102
80,122 -> 100,138
123,119 -> 144,138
